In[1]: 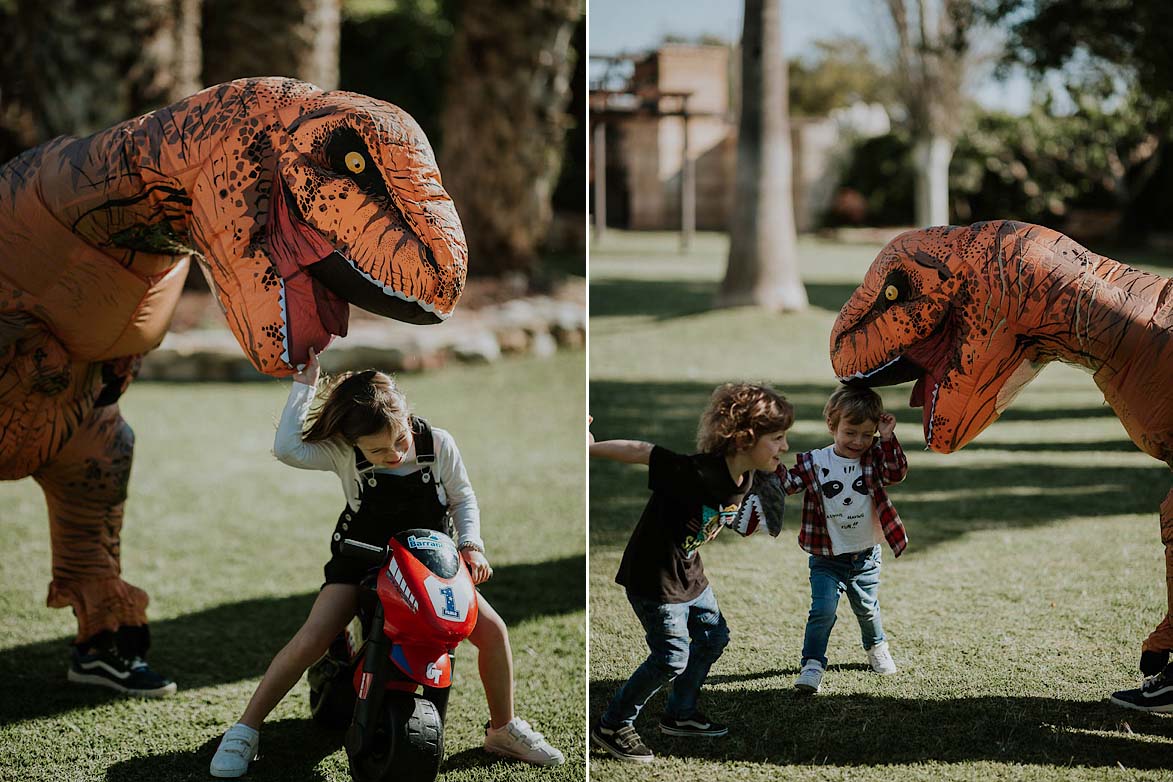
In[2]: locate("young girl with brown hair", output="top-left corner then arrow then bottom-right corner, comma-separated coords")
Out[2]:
588,383 -> 793,763
210,348 -> 564,777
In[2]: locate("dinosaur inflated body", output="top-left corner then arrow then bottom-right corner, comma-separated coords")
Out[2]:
829,220 -> 1173,670
0,78 -> 467,652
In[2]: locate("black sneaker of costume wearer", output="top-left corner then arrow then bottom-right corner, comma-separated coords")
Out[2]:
1110,664 -> 1173,713
67,630 -> 177,697
323,416 -> 450,585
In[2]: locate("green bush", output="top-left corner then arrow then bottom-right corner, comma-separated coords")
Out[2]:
832,132 -> 916,227
836,94 -> 1167,231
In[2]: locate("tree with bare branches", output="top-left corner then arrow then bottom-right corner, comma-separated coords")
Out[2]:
885,0 -> 973,227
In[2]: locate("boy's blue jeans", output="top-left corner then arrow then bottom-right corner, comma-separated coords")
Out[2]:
801,545 -> 885,667
600,585 -> 730,729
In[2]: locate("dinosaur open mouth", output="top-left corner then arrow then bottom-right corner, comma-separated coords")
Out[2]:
267,178 -> 441,368
307,251 -> 443,326
905,314 -> 957,443
838,312 -> 956,444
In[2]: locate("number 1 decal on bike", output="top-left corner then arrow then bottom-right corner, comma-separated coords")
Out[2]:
423,575 -> 473,623
438,586 -> 459,619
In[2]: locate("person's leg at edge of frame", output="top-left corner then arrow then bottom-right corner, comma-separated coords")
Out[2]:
472,593 -> 565,766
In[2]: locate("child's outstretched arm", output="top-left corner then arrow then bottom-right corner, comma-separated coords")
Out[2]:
588,416 -> 653,464
589,439 -> 653,465
876,413 -> 908,485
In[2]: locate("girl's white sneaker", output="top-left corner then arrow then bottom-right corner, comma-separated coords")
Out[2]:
484,717 -> 565,766
210,723 -> 259,778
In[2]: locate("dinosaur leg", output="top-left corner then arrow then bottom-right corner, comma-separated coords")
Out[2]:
32,403 -> 149,646
1140,487 -> 1173,674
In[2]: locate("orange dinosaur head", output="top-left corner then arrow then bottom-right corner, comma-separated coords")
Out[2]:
187,79 -> 466,375
830,221 -> 1051,453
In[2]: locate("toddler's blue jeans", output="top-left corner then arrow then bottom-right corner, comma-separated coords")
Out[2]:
601,585 -> 730,729
801,544 -> 885,667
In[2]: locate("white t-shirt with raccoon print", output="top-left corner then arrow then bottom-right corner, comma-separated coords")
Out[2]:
809,445 -> 882,555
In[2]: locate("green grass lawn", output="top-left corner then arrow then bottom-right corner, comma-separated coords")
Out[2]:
0,351 -> 586,782
589,230 -> 1173,781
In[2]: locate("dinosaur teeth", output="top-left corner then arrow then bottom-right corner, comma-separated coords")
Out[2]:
277,279 -> 291,367
339,253 -> 450,320
838,355 -> 901,382
926,380 -> 941,445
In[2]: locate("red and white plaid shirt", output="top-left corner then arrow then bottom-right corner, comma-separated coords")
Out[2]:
776,435 -> 909,557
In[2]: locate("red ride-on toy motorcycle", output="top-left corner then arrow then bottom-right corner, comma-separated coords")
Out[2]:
307,528 -> 478,782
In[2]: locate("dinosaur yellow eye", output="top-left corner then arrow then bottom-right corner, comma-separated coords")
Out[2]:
344,151 -> 366,174
884,284 -> 899,301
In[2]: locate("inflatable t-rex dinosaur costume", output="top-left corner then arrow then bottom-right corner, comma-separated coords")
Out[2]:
0,77 -> 467,679
828,220 -> 1172,699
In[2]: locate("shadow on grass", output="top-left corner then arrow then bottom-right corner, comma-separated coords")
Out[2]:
589,279 -> 889,321
805,282 -> 866,313
590,380 -> 1169,550
590,279 -> 716,320
479,554 -> 585,627
590,380 -> 1121,449
0,554 -> 583,726
105,718 -> 342,782
589,678 -> 1173,769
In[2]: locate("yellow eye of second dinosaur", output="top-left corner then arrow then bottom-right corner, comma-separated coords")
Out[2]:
884,284 -> 899,301
344,151 -> 366,174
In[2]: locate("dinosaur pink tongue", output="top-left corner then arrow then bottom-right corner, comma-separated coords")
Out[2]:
268,177 -> 351,366
280,274 -> 349,365
910,370 -> 938,441
910,376 -> 926,408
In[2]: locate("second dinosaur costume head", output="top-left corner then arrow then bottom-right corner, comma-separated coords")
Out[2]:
828,220 -> 1168,454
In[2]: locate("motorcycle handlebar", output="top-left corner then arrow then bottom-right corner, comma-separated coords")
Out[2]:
339,538 -> 388,566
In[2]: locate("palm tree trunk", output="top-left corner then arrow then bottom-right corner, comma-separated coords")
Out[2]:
718,0 -> 807,311
439,0 -> 581,276
2,0 -> 202,147
202,0 -> 340,90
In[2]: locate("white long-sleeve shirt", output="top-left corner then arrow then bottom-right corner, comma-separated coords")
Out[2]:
273,380 -> 484,552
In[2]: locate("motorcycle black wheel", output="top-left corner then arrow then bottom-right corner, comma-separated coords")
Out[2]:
307,654 -> 356,730
347,691 -> 444,782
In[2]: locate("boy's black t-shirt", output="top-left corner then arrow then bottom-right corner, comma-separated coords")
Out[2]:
615,445 -> 752,603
